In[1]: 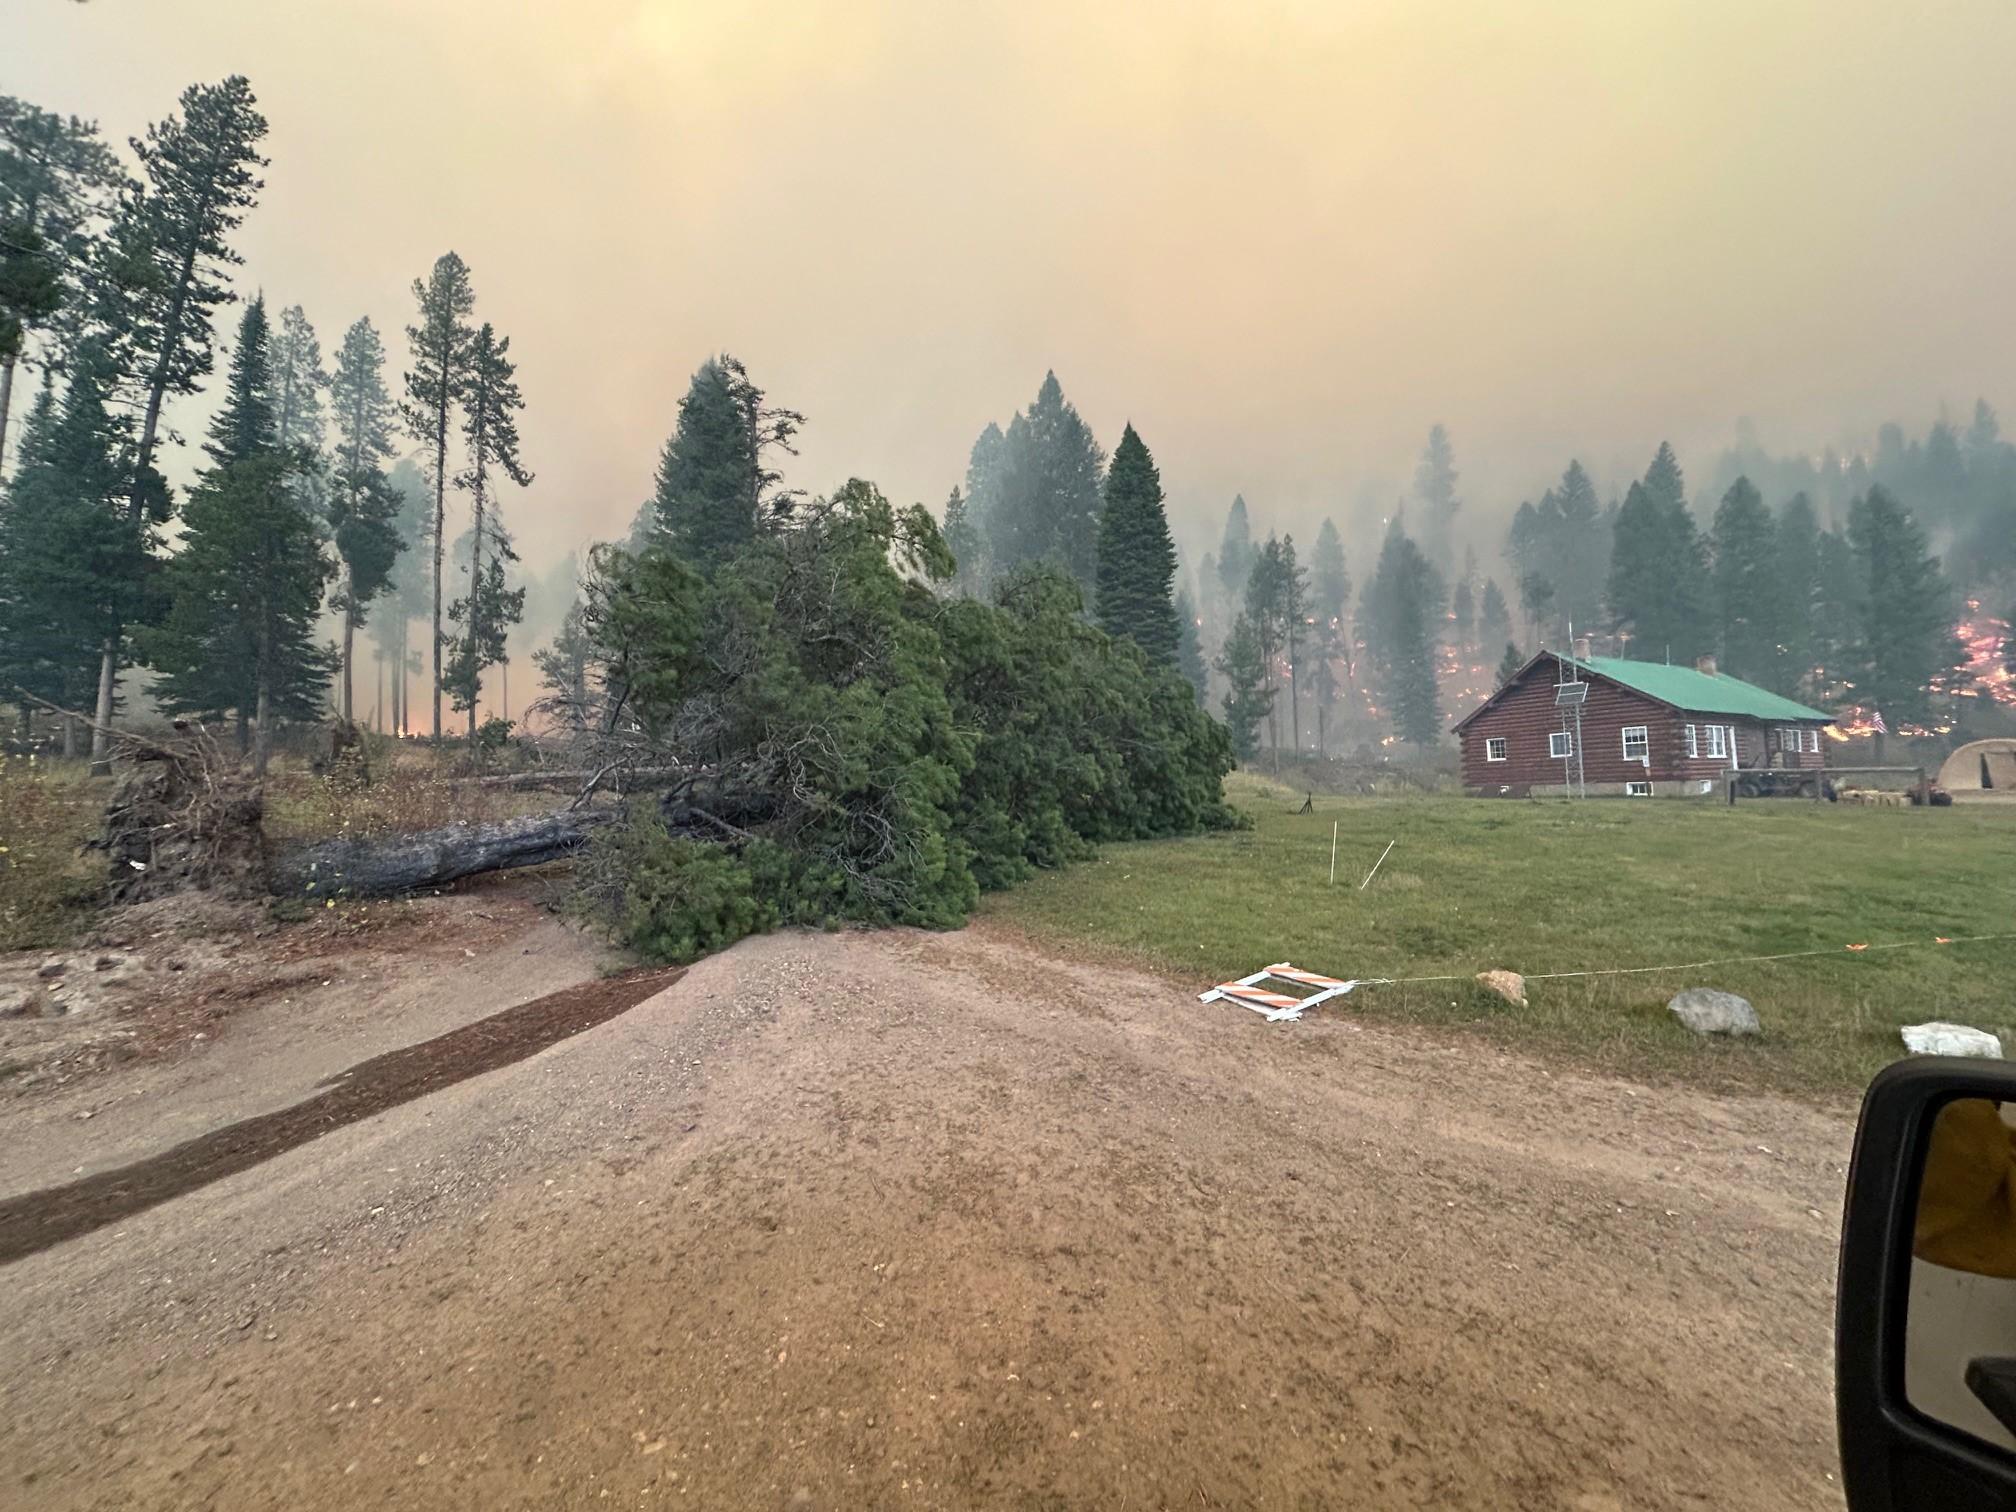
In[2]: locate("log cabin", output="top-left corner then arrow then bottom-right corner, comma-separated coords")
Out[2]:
1454,648 -> 1834,797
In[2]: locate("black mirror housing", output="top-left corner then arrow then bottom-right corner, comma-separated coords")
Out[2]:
1839,1057 -> 2016,1510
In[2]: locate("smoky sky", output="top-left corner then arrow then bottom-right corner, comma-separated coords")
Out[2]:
12,0 -> 2016,576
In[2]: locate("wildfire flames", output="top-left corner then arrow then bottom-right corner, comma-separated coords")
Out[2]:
1828,601 -> 2013,740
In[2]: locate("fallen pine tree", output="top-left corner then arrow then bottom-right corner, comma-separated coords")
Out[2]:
267,796 -> 775,900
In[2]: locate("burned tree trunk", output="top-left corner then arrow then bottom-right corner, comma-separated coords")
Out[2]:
269,809 -> 619,901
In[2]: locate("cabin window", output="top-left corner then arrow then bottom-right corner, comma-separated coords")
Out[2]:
1704,725 -> 1728,760
1485,736 -> 1507,762
1549,731 -> 1574,759
1683,724 -> 1698,758
1778,727 -> 1802,752
1626,780 -> 1652,797
1621,725 -> 1649,762
1804,728 -> 1820,754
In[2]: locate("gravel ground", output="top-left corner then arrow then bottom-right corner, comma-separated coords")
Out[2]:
0,921 -> 1855,1510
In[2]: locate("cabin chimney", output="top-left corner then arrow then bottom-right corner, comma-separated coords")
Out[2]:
1572,636 -> 1592,662
1695,654 -> 1718,676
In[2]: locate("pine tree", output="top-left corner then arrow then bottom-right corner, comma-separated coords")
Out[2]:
1215,611 -> 1272,763
646,354 -> 801,572
1311,516 -> 1350,635
941,486 -> 982,595
1709,476 -> 1778,684
1845,486 -> 1965,745
0,97 -> 123,474
454,321 -> 532,742
1413,423 -> 1460,571
0,339 -> 145,753
401,250 -> 475,742
367,459 -> 431,736
953,421 -> 1007,590
533,596 -> 599,731
1093,423 -> 1179,663
146,450 -> 333,770
986,371 -> 1104,594
1361,521 -> 1445,748
202,292 -> 274,468
1553,459 -> 1607,633
1606,443 -> 1710,661
1479,577 -> 1511,646
1242,536 -> 1290,762
91,77 -> 268,764
1451,579 -> 1474,652
1771,492 -> 1822,697
270,304 -> 327,453
1174,586 -> 1207,701
1495,641 -> 1524,688
1279,533 -> 1309,752
328,316 -> 404,722
1217,494 -> 1255,601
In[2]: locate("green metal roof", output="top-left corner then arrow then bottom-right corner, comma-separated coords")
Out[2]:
1567,655 -> 1833,722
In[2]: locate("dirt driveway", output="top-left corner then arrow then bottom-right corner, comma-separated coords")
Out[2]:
0,921 -> 1853,1510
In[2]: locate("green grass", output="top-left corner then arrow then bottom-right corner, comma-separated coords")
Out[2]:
984,773 -> 2016,1099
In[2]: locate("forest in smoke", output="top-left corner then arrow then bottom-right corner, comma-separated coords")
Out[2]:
3,73 -> 2013,786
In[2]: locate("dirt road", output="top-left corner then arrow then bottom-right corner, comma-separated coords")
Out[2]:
0,921 -> 1853,1509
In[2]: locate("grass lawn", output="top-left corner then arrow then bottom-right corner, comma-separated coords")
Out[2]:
984,773 -> 2016,1099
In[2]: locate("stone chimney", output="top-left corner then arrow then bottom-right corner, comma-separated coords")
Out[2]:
1696,654 -> 1718,676
1573,636 -> 1592,662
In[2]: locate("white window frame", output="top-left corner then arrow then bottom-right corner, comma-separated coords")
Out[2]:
1683,724 -> 1698,759
1620,725 -> 1649,764
1484,736 -> 1508,763
1549,730 -> 1574,759
1804,728 -> 1820,754
1626,780 -> 1652,797
1703,724 -> 1728,761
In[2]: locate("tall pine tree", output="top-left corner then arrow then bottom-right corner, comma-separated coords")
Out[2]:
986,372 -> 1104,596
1709,475 -> 1778,684
146,299 -> 331,769
328,316 -> 404,722
1361,520 -> 1445,748
1606,443 -> 1710,662
1217,494 -> 1255,601
1174,585 -> 1207,701
1093,423 -> 1179,663
1215,611 -> 1272,763
92,77 -> 268,765
402,250 -> 476,741
1413,423 -> 1460,572
270,303 -> 326,453
0,339 -> 145,753
1773,492 -> 1823,697
1845,486 -> 1965,746
645,354 -> 801,573
449,321 -> 532,742
0,98 -> 123,474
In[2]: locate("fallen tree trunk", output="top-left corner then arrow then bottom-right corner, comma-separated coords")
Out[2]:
473,765 -> 685,792
265,793 -> 781,900
270,809 -> 620,900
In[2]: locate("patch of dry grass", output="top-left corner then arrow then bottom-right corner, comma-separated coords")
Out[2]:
0,757 -> 104,952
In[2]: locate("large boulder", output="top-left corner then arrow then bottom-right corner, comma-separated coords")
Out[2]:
1475,970 -> 1527,1007
1668,988 -> 1761,1037
1901,1022 -> 2003,1059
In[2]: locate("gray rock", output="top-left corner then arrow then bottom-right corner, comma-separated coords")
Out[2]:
35,958 -> 67,980
1668,988 -> 1761,1037
0,985 -> 42,1019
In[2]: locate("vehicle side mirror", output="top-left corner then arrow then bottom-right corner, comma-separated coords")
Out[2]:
1839,1058 -> 2016,1510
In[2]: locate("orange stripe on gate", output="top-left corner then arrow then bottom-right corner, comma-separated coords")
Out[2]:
1265,965 -> 1347,988
1219,985 -> 1304,1009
